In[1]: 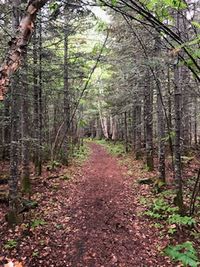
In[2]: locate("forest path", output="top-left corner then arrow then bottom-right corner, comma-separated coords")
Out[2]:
39,142 -> 172,267
0,142 -> 173,267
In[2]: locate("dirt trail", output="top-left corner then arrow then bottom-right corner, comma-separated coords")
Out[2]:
0,143 -> 172,267
48,143 -> 171,267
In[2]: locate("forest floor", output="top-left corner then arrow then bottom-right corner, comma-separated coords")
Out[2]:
0,142 -> 197,267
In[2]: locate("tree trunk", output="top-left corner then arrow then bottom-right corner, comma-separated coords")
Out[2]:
7,0 -> 21,225
182,67 -> 190,154
194,97 -> 197,147
63,13 -> 70,165
174,64 -> 184,214
155,33 -> 165,182
2,92 -> 10,160
21,54 -> 30,194
135,105 -> 142,160
173,12 -> 185,214
144,72 -> 154,171
38,14 -> 43,174
0,0 -> 48,99
124,111 -> 129,152
33,16 -> 42,175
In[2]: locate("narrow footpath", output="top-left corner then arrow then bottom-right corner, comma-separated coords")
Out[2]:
0,143 -> 173,267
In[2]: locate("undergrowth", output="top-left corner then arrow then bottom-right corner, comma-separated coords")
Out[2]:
47,143 -> 90,171
139,190 -> 199,266
95,139 -> 126,156
72,143 -> 90,163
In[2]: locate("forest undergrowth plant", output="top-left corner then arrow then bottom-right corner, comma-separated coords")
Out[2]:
46,160 -> 62,172
31,218 -> 46,229
4,239 -> 18,249
96,140 -> 126,156
72,143 -> 90,163
164,241 -> 199,267
142,190 -> 196,234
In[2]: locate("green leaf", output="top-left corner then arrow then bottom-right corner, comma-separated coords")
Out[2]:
78,119 -> 87,127
31,219 -> 46,229
4,239 -> 18,249
111,0 -> 118,6
49,1 -> 59,11
191,21 -> 200,29
164,242 -> 199,267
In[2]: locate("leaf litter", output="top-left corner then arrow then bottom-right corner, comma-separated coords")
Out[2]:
0,143 -> 177,266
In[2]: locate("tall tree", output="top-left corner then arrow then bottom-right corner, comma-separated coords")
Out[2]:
7,0 -> 21,225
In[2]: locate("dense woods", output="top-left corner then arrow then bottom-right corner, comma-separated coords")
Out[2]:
0,0 -> 200,266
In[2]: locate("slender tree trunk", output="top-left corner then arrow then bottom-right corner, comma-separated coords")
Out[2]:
96,116 -> 102,139
124,111 -> 129,152
2,92 -> 10,160
7,0 -> 21,225
174,64 -> 184,214
144,72 -> 154,171
38,14 -> 43,174
21,54 -> 30,194
111,116 -> 117,141
135,105 -> 142,159
33,29 -> 39,174
132,107 -> 136,151
167,66 -> 172,131
194,97 -> 197,146
63,13 -> 70,165
33,16 -> 42,175
157,92 -> 165,182
155,34 -> 165,182
173,12 -> 184,214
182,68 -> 190,154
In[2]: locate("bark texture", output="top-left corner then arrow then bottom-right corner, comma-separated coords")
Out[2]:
0,0 -> 48,100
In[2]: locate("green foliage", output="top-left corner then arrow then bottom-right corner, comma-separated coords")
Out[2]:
49,1 -> 59,11
168,224 -> 177,235
111,0 -> 118,6
32,250 -> 39,257
191,21 -> 200,29
180,36 -> 200,49
139,197 -> 147,205
143,192 -> 196,234
161,131 -> 176,142
4,239 -> 18,249
73,144 -> 90,162
96,140 -> 125,156
31,219 -> 46,229
47,160 -> 62,171
145,210 -> 163,219
151,198 -> 178,214
78,119 -> 87,128
96,21 -> 108,31
164,242 -> 199,267
152,222 -> 163,229
108,144 -> 125,156
144,164 -> 151,172
168,214 -> 195,226
144,0 -> 187,12
141,0 -> 187,22
61,174 -> 71,181
144,197 -> 178,219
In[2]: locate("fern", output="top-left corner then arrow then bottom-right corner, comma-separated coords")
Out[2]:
168,214 -> 195,226
164,242 -> 199,267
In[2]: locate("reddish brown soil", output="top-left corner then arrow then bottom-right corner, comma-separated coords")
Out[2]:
0,143 -> 173,267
